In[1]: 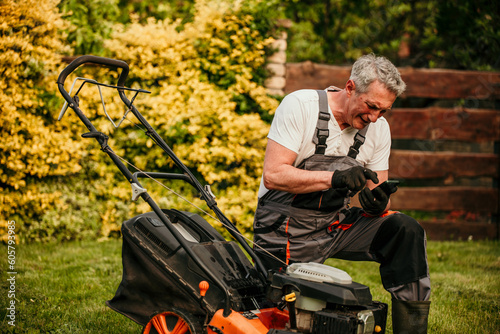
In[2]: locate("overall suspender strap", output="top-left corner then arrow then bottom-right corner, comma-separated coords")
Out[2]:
314,90 -> 330,154
313,89 -> 370,158
347,124 -> 369,159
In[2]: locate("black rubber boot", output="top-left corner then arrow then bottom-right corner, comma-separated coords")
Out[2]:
392,299 -> 431,334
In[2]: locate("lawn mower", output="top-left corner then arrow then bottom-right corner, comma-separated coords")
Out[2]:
57,55 -> 388,334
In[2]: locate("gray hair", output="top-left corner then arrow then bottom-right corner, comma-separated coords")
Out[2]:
349,53 -> 406,97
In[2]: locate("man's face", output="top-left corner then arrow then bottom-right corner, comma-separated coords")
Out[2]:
346,80 -> 396,129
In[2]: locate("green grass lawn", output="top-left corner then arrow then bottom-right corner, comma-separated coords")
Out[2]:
1,239 -> 499,333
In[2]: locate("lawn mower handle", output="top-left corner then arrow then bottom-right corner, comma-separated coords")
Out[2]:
57,55 -> 129,89
56,55 -> 131,135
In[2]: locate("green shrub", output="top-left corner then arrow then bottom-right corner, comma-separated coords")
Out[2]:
284,0 -> 500,70
91,0 -> 280,237
0,0 -> 86,243
58,0 -> 120,55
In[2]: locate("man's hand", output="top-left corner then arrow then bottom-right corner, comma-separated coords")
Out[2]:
331,166 -> 379,193
359,187 -> 389,216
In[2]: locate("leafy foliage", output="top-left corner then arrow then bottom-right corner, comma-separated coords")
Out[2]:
93,0 -> 279,238
58,0 -> 120,55
115,0 -> 196,25
283,0 -> 500,70
429,1 -> 500,70
0,0 -> 88,242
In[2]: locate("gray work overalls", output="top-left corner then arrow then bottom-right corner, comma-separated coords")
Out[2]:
253,90 -> 431,301
253,89 -> 367,270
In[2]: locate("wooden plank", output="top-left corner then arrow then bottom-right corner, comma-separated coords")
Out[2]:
389,150 -> 499,179
385,107 -> 500,142
350,187 -> 498,213
420,220 -> 498,241
348,199 -> 498,240
398,67 -> 500,100
285,62 -> 352,93
285,62 -> 500,99
385,109 -> 432,140
390,187 -> 498,213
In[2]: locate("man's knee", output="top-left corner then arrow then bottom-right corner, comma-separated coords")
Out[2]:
375,213 -> 425,245
370,213 -> 428,288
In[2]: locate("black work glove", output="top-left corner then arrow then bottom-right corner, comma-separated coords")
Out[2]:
331,166 -> 379,193
359,187 -> 389,216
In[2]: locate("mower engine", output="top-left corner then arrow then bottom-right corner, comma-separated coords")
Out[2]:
268,262 -> 387,334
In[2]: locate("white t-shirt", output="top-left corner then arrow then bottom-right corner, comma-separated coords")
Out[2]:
258,89 -> 391,198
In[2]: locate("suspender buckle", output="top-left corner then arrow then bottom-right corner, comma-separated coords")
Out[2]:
316,129 -> 329,145
347,146 -> 359,158
347,131 -> 366,158
318,111 -> 330,121
353,131 -> 366,143
315,144 -> 327,154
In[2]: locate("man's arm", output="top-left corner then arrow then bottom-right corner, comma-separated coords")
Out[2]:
366,170 -> 388,190
262,139 -> 333,194
263,139 -> 379,195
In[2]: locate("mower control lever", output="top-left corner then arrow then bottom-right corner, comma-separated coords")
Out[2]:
81,132 -> 110,151
204,185 -> 216,200
131,183 -> 147,201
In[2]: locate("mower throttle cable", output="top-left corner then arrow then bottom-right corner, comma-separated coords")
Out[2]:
105,147 -> 288,268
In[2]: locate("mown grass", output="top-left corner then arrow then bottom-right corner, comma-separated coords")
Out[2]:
0,240 -> 141,333
1,239 -> 499,333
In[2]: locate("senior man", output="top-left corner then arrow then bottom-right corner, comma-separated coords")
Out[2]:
253,54 -> 431,333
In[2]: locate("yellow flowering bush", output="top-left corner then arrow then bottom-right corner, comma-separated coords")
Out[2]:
97,0 -> 278,235
0,0 -> 88,242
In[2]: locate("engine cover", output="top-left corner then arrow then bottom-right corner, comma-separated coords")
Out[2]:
267,263 -> 387,333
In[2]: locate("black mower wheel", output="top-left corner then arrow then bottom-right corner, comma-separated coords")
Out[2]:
142,308 -> 203,334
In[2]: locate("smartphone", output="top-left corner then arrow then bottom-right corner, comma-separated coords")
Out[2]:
376,180 -> 400,196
